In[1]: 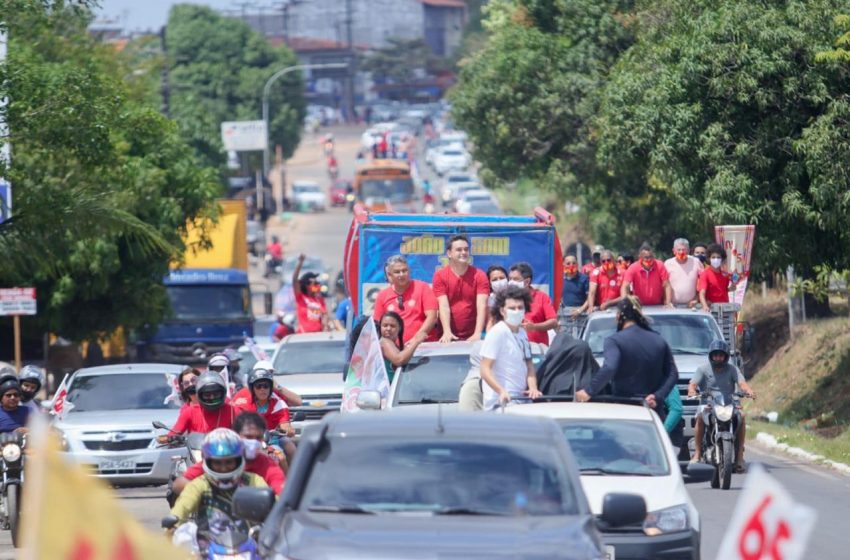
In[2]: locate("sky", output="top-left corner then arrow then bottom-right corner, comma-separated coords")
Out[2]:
95,0 -> 272,32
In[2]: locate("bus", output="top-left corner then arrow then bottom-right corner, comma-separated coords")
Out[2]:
353,159 -> 416,213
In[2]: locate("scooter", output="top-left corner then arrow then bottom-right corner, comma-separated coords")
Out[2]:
162,510 -> 262,560
0,432 -> 25,547
154,422 -> 205,508
696,391 -> 748,490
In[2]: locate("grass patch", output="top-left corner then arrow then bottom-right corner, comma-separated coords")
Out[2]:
748,420 -> 850,466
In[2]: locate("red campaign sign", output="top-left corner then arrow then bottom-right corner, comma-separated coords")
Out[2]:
0,286 -> 37,316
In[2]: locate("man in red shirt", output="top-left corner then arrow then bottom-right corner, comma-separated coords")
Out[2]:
698,243 -> 737,310
581,245 -> 604,276
621,244 -> 673,307
587,249 -> 625,312
373,254 -> 438,343
167,371 -> 236,435
292,253 -> 328,333
432,234 -> 490,343
508,262 -> 557,345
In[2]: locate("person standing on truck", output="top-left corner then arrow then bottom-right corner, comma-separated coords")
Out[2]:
691,242 -> 708,265
433,235 -> 490,343
621,243 -> 673,307
373,255 -> 439,343
581,245 -> 604,276
617,253 -> 634,272
292,253 -> 329,333
561,254 -> 590,318
508,262 -> 557,346
698,243 -> 738,311
587,249 -> 625,313
575,297 -> 678,413
664,238 -> 703,308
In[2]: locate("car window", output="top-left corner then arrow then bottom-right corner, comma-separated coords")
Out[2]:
273,340 -> 346,374
395,355 -> 470,404
558,419 -> 669,476
67,373 -> 179,412
301,439 -> 578,516
584,315 -> 722,355
442,150 -> 463,156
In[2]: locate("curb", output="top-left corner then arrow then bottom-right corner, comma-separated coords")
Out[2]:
755,432 -> 850,477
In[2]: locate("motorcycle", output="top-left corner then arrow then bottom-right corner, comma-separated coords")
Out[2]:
695,391 -> 748,490
154,422 -> 205,508
0,432 -> 25,547
163,509 -> 262,560
263,253 -> 283,278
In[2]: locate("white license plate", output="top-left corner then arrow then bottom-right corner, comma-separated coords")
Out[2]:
100,459 -> 135,471
604,545 -> 616,560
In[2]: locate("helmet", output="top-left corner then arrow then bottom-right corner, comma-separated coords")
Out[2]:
201,428 -> 245,488
0,376 -> 20,400
18,365 -> 44,402
222,348 -> 241,375
196,371 -> 227,411
247,366 -> 274,390
208,353 -> 230,371
708,339 -> 730,365
253,359 -> 274,372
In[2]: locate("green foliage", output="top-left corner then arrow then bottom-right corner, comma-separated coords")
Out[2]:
165,5 -> 305,171
0,0 -> 220,341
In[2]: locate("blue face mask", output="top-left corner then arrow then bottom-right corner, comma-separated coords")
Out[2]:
243,438 -> 261,460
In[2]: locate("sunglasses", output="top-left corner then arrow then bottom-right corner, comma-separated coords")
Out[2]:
601,258 -> 613,263
253,383 -> 272,391
396,295 -> 405,311
208,365 -> 226,372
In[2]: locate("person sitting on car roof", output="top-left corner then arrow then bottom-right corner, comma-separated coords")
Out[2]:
378,311 -> 427,384
373,255 -> 438,343
432,235 -> 490,343
508,262 -> 557,346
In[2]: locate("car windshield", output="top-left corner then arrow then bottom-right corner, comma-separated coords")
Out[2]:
467,202 -> 501,214
584,314 -> 722,355
447,175 -> 474,183
360,178 -> 414,201
166,286 -> 250,320
442,150 -> 463,156
66,373 -> 179,412
273,340 -> 346,374
300,439 -> 578,516
395,355 -> 471,404
294,184 -> 321,193
558,419 -> 669,476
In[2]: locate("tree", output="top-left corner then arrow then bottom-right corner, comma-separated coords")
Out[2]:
165,5 -> 305,172
0,1 -> 220,341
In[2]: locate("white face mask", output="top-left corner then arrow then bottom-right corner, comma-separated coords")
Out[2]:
508,280 -> 525,289
504,308 -> 525,327
490,278 -> 508,292
243,438 -> 261,460
710,257 -> 723,269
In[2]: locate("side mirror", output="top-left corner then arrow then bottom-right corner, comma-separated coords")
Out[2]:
355,390 -> 382,411
233,487 -> 276,524
161,515 -> 179,529
683,462 -> 715,484
599,493 -> 646,527
291,411 -> 307,423
152,421 -> 169,430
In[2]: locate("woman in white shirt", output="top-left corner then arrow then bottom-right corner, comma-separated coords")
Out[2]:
480,285 -> 543,409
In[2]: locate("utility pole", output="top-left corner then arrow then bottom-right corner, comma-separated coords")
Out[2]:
344,0 -> 356,123
159,26 -> 170,117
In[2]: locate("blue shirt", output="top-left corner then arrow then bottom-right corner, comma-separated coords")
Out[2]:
562,273 -> 590,307
335,298 -> 351,323
0,406 -> 29,433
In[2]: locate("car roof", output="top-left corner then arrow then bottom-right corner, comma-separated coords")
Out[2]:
73,363 -> 185,376
411,341 -> 546,357
505,402 -> 656,422
586,306 -> 715,319
324,409 -> 563,440
279,331 -> 347,343
292,180 -> 321,187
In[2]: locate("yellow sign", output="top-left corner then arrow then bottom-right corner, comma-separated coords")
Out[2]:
400,235 -> 445,255
471,237 -> 510,256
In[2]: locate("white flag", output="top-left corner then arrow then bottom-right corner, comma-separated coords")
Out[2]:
341,319 -> 389,412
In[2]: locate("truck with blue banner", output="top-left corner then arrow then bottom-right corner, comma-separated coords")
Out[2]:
343,205 -> 563,317
135,199 -> 254,364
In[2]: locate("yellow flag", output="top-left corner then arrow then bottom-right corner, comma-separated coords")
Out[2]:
20,417 -> 187,560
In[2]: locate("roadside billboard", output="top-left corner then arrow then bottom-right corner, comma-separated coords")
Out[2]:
221,120 -> 267,152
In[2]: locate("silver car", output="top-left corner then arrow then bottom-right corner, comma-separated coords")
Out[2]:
271,331 -> 347,437
51,363 -> 184,485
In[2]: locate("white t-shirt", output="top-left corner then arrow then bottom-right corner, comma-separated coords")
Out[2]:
480,321 -> 532,410
664,256 -> 703,304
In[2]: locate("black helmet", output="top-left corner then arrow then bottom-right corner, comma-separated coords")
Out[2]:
222,348 -> 242,375
708,339 -> 730,365
196,371 -> 227,411
247,367 -> 274,392
0,376 -> 21,400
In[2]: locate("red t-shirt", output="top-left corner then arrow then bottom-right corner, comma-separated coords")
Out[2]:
698,267 -> 731,304
184,451 -> 285,495
169,403 -> 236,435
590,267 -> 625,306
432,266 -> 490,339
295,290 -> 327,333
624,260 -> 669,305
525,288 -> 557,345
581,262 -> 597,276
231,388 -> 291,427
372,280 -> 438,343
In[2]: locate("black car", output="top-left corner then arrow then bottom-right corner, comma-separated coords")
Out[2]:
235,409 -> 647,559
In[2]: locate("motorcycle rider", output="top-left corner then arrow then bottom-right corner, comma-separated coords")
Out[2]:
0,377 -> 29,433
688,340 -> 755,472
167,371 -> 236,436
265,235 -> 284,278
18,365 -> 45,412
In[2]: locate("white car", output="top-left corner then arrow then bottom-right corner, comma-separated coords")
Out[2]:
439,172 -> 478,206
433,146 -> 472,176
291,181 -> 326,212
506,401 -> 713,560
455,189 -> 500,214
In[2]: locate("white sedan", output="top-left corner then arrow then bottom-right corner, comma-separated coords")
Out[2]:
455,189 -> 501,214
432,146 -> 472,176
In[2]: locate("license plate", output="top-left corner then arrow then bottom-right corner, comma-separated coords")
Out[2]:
604,545 -> 616,560
100,459 -> 135,471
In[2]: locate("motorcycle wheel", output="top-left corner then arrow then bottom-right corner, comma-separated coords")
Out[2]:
7,485 -> 20,547
720,439 -> 734,490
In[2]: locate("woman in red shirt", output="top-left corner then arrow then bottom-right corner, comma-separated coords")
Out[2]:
698,243 -> 738,311
292,253 -> 328,333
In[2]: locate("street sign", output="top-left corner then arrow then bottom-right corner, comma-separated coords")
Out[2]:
221,120 -> 267,152
0,287 -> 37,316
716,464 -> 816,560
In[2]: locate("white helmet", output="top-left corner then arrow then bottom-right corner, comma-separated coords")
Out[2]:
253,360 -> 274,373
201,429 -> 245,489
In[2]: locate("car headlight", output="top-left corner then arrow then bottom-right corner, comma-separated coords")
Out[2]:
52,428 -> 70,451
643,504 -> 689,535
2,443 -> 22,463
715,404 -> 734,422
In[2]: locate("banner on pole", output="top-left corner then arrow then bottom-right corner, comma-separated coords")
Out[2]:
341,319 -> 389,412
0,287 -> 36,316
221,120 -> 268,152
714,225 -> 756,305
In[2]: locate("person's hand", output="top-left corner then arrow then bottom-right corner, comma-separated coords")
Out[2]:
688,300 -> 698,309
645,394 -> 657,408
297,253 -> 306,262
572,307 -> 585,318
440,331 -> 459,343
282,423 -> 296,438
466,332 -> 482,342
525,388 -> 543,399
664,302 -> 675,309
498,390 -> 512,406
575,389 -> 591,403
746,390 -> 756,400
521,320 -> 535,331
156,435 -> 170,444
701,303 -> 711,312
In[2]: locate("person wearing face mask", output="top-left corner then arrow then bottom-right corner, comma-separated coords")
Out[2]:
378,311 -> 427,383
432,235 -> 490,343
582,245 -> 604,276
688,340 -> 755,471
587,250 -> 625,313
664,238 -> 703,308
691,242 -> 708,265
508,262 -> 557,345
561,254 -> 590,318
372,254 -> 438,343
576,297 -> 678,414
485,265 -> 509,331
621,243 -> 673,307
698,243 -> 738,311
480,285 -> 542,409
293,253 -> 329,333
617,253 -> 634,272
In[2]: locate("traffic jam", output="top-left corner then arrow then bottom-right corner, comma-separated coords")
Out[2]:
0,105 -> 816,560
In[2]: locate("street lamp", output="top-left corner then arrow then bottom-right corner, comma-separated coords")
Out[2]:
262,62 -> 349,178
